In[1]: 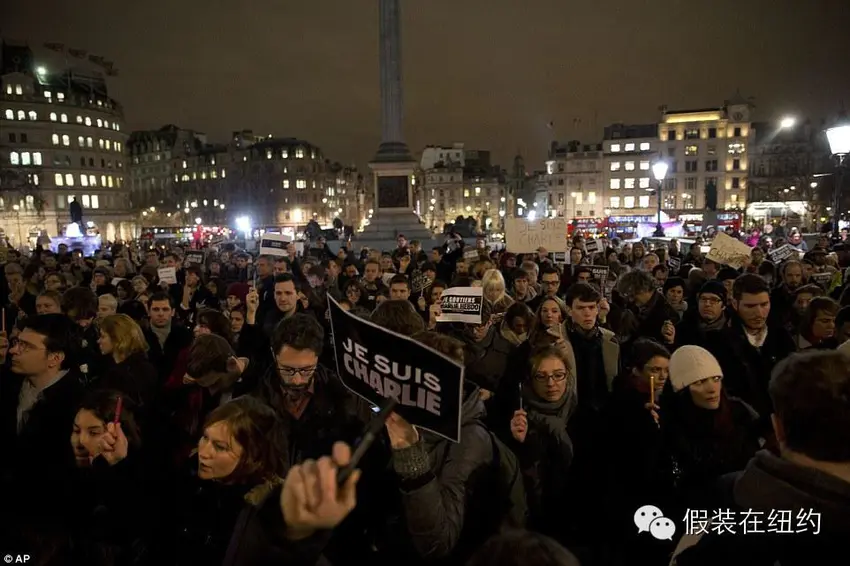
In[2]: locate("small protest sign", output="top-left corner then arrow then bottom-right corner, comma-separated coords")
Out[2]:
327,296 -> 464,442
667,256 -> 681,272
437,287 -> 484,324
552,251 -> 567,264
183,251 -> 205,266
706,233 -> 752,269
410,270 -> 433,293
810,272 -> 833,289
157,267 -> 177,285
589,265 -> 610,284
505,217 -> 568,253
463,248 -> 481,262
259,233 -> 291,257
769,244 -> 796,264
585,239 -> 602,255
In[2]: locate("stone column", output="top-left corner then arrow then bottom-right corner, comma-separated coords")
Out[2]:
379,0 -> 403,144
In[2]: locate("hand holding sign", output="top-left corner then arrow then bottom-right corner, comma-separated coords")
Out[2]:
510,409 -> 528,443
385,412 -> 420,449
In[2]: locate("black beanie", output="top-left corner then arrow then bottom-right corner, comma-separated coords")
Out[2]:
698,280 -> 727,304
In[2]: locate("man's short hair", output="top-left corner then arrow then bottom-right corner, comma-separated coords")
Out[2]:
273,273 -> 296,286
565,282 -> 601,305
147,291 -> 174,310
616,270 -> 656,297
732,273 -> 770,300
770,350 -> 850,461
370,300 -> 425,336
272,314 -> 324,357
21,314 -> 79,370
389,274 -> 409,288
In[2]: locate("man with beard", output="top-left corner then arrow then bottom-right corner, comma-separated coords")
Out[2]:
254,314 -> 366,465
768,259 -> 805,328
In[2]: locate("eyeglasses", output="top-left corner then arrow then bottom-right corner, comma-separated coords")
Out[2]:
699,297 -> 722,305
533,371 -> 569,383
9,339 -> 46,353
277,365 -> 317,379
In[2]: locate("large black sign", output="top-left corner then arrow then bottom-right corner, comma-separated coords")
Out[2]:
376,175 -> 410,209
328,296 -> 463,442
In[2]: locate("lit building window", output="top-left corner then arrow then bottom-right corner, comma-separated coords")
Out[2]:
107,176 -> 114,188
266,149 -> 273,159
65,173 -> 74,186
624,196 -> 635,208
685,145 -> 698,156
181,174 -> 190,182
639,177 -> 650,189
281,149 -> 288,158
10,152 -> 19,165
609,196 -> 620,208
97,119 -> 103,128
15,85 -> 23,95
55,173 -> 64,186
609,179 -> 621,190
30,174 -> 39,185
625,178 -> 635,189
77,115 -> 83,124
78,136 -> 85,147
62,135 -> 70,146
20,152 -> 30,166
610,162 -> 621,171
182,160 -> 187,169
91,195 -> 99,208
610,144 -> 621,152
98,139 -> 104,149
588,192 -> 596,205
82,195 -> 90,207
60,113 -> 67,123
728,143 -> 746,154
221,169 -> 226,178
89,175 -> 96,186
639,161 -> 650,170
50,112 -> 57,121
85,117 -> 91,126
57,93 -> 65,101
44,90 -> 51,98
105,140 -> 111,150
51,134 -> 59,145
639,195 -> 650,208
80,174 -> 88,187
104,120 -> 110,128
639,142 -> 650,151
282,180 -> 290,189
296,179 -> 307,189
101,175 -> 107,186
625,161 -> 635,171
86,137 -> 93,148
463,189 -> 470,197
33,152 -> 42,165
4,109 -> 12,120
17,110 -> 25,120
625,143 -> 635,151
295,148 -> 305,158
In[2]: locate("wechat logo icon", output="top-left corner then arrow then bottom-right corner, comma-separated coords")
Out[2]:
634,504 -> 677,541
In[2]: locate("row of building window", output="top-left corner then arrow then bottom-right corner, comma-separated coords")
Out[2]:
610,160 -> 651,172
54,173 -> 118,189
174,170 -> 227,182
609,177 -> 652,190
282,179 -> 310,189
50,133 -> 123,152
3,108 -> 121,131
8,151 -> 43,166
5,84 -> 118,114
610,142 -> 652,152
55,194 -> 100,209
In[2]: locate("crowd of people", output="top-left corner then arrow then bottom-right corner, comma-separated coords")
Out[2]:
0,229 -> 847,566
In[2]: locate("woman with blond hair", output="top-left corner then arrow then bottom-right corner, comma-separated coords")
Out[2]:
96,313 -> 159,411
482,268 -> 515,315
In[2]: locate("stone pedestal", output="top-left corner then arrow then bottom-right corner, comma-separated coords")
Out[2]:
358,160 -> 432,245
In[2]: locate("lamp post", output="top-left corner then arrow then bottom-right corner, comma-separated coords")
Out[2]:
826,119 -> 850,238
651,160 -> 669,237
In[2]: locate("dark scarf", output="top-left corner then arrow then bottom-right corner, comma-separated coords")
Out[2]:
522,380 -> 576,434
699,311 -> 727,332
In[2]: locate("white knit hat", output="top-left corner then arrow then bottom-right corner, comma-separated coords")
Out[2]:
669,345 -> 723,392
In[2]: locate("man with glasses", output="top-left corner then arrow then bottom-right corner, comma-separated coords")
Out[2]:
0,314 -> 85,534
527,265 -> 561,312
674,281 -> 729,349
255,314 -> 366,464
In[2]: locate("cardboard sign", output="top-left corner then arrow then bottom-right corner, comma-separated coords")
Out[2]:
585,239 -> 602,255
810,272 -> 833,289
589,266 -> 610,284
183,251 -> 205,266
158,267 -> 177,285
768,244 -> 796,264
259,233 -> 291,257
505,217 -> 567,253
667,256 -> 681,272
410,270 -> 433,293
327,296 -> 464,442
552,251 -> 567,264
437,287 -> 484,324
706,233 -> 752,269
463,248 -> 481,262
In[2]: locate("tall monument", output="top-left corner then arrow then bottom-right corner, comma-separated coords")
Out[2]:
361,0 -> 431,242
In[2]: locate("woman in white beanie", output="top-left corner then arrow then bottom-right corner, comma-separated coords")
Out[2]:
659,345 -> 763,510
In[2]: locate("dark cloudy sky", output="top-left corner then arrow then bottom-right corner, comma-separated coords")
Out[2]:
4,0 -> 849,169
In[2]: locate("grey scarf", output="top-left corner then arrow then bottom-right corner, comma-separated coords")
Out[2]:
522,380 -> 576,440
151,321 -> 172,349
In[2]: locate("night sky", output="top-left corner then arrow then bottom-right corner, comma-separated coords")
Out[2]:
4,0 -> 849,169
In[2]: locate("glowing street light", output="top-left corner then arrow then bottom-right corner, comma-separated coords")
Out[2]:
651,159 -> 669,237
780,116 -> 797,129
235,216 -> 251,237
826,117 -> 850,235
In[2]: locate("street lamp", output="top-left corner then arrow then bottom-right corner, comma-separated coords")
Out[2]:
651,159 -> 669,237
780,116 -> 796,129
826,118 -> 850,237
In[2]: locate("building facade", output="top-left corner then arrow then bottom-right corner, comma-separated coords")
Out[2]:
129,128 -> 368,234
545,140 -> 604,220
0,41 -> 132,245
415,145 -> 508,232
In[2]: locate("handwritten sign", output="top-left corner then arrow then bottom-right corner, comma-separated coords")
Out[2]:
706,233 -> 752,269
505,217 -> 567,253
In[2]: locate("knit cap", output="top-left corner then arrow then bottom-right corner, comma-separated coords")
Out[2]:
669,345 -> 723,392
698,280 -> 727,305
